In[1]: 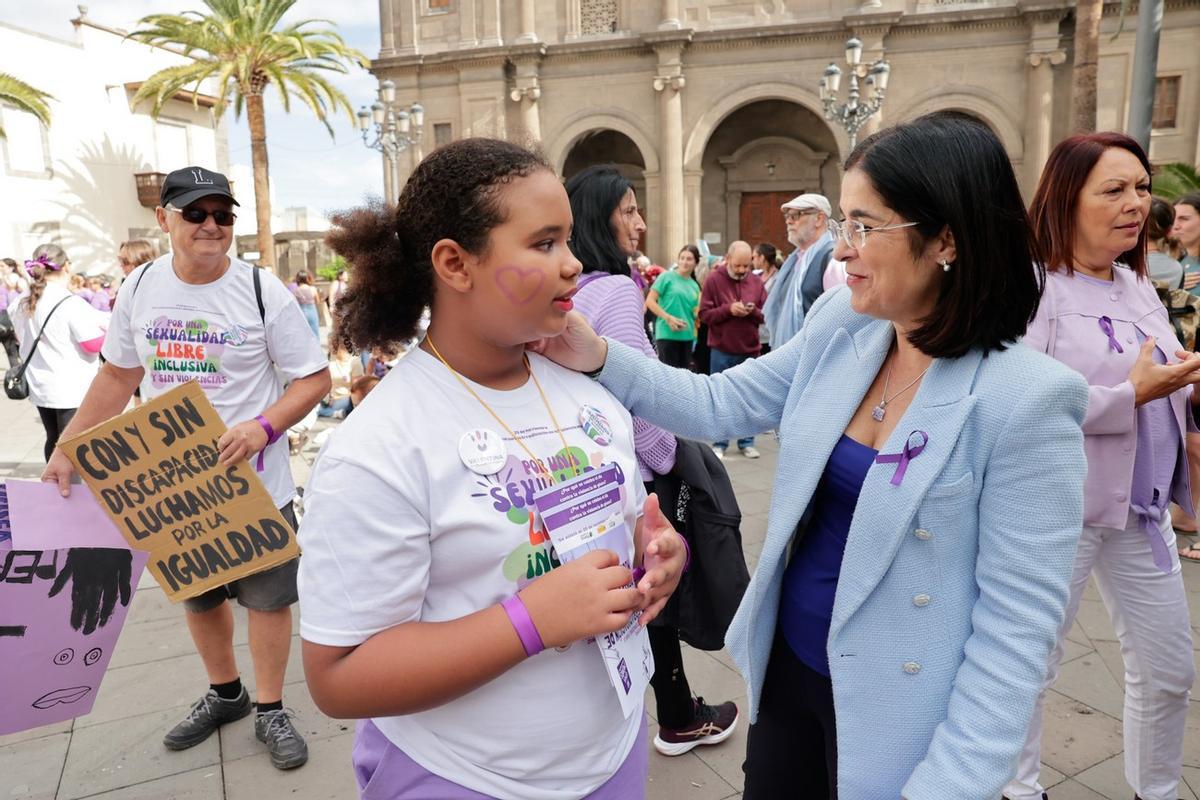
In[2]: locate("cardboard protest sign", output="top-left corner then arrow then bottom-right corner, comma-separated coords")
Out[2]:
0,482 -> 150,735
59,381 -> 299,602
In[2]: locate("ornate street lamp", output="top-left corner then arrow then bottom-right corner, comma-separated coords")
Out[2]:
818,37 -> 892,150
357,79 -> 425,200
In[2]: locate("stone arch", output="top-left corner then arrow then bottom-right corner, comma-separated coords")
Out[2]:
683,81 -> 838,173
721,136 -> 830,179
691,95 -> 841,251
545,109 -> 660,175
889,86 -> 1025,161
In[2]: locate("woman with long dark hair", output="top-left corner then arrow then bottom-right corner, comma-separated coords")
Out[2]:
1003,133 -> 1197,800
7,243 -> 108,459
535,112 -> 1088,799
565,165 -> 740,757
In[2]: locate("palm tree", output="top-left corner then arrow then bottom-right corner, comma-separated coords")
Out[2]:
1071,0 -> 1103,132
0,73 -> 53,138
128,0 -> 367,271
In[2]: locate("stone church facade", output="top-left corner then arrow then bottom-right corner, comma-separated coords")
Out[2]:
373,0 -> 1200,262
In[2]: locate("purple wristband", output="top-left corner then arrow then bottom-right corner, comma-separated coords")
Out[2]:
501,594 -> 545,657
254,415 -> 280,472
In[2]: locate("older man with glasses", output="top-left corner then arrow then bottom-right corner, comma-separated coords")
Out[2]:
762,194 -> 836,350
41,165 -> 330,770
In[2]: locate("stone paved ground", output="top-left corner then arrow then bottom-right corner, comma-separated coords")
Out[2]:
1,390 -> 1198,799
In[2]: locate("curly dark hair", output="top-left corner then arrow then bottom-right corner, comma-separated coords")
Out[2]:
327,138 -> 551,352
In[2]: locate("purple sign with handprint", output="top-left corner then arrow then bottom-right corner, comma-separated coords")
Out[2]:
0,481 -> 149,735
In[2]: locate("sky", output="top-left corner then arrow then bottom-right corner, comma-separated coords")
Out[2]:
3,0 -> 389,217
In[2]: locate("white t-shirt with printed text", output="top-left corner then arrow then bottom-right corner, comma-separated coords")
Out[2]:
297,348 -> 647,800
8,282 -> 109,409
102,255 -> 328,507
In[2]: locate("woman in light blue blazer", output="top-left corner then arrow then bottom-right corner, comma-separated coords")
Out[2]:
534,112 -> 1088,799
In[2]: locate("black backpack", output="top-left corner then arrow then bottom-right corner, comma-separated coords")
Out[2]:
650,437 -> 750,651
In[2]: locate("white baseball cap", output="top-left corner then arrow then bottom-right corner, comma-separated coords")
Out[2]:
781,193 -> 832,216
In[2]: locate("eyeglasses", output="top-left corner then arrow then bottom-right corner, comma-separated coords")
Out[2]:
166,206 -> 237,227
827,217 -> 919,250
784,209 -> 818,222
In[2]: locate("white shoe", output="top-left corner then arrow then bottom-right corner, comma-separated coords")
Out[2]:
740,446 -> 761,459
711,445 -> 726,460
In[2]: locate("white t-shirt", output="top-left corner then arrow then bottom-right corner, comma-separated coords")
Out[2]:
8,282 -> 108,408
298,349 -> 647,800
102,255 -> 328,507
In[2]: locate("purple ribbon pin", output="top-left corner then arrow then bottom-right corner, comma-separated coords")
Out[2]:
1098,316 -> 1124,353
875,430 -> 928,486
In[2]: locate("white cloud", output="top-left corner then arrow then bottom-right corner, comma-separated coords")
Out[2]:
286,0 -> 380,30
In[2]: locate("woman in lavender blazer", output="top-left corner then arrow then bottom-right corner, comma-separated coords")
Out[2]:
537,113 -> 1089,799
1004,134 -> 1198,800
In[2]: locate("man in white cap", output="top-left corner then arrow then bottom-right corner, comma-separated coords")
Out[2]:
762,193 -> 835,349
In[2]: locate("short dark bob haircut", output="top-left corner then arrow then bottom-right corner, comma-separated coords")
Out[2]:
845,110 -> 1043,359
1029,131 -> 1151,278
565,165 -> 637,276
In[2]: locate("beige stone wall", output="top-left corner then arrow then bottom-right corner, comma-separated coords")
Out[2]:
376,0 -> 1200,264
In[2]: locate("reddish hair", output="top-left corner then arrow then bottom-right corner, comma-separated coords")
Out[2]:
1029,131 -> 1151,278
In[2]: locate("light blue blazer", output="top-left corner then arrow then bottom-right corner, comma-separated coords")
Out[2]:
596,288 -> 1087,800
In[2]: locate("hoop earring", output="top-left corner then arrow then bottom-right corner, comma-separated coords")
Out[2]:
940,260 -> 952,272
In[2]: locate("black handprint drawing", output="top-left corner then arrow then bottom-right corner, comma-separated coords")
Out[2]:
48,548 -> 133,635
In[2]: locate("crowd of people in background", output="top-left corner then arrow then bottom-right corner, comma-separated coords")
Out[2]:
4,112 -> 1200,800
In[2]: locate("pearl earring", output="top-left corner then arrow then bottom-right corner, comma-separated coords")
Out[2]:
940,260 -> 952,272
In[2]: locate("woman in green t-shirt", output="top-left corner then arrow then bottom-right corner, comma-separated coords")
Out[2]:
646,244 -> 702,368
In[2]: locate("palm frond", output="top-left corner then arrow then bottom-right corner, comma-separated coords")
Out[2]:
1153,163 -> 1200,202
0,73 -> 54,137
130,61 -> 222,116
1110,0 -> 1131,39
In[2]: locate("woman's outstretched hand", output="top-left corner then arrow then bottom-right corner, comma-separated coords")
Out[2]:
528,311 -> 609,374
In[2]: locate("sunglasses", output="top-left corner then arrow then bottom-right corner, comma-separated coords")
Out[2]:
167,206 -> 237,227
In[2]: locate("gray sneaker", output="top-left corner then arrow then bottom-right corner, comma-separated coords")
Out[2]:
163,688 -> 252,750
255,708 -> 309,769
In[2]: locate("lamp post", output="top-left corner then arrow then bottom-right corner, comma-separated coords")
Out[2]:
818,37 -> 892,151
357,79 -> 424,201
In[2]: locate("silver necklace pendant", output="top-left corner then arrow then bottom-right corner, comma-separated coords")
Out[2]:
872,403 -> 886,422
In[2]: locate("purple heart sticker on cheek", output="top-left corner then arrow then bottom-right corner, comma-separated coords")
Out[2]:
495,265 -> 546,305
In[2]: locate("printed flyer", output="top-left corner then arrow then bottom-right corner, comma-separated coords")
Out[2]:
533,464 -> 653,718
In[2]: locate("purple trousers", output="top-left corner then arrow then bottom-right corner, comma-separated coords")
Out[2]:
353,715 -> 648,800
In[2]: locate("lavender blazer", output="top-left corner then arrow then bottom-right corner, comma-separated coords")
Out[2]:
1023,266 -> 1195,529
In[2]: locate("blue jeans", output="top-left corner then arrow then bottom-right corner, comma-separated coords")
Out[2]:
318,396 -> 352,417
709,347 -> 755,450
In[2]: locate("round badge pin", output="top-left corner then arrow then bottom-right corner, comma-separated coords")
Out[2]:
458,429 -> 507,475
578,404 -> 613,446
